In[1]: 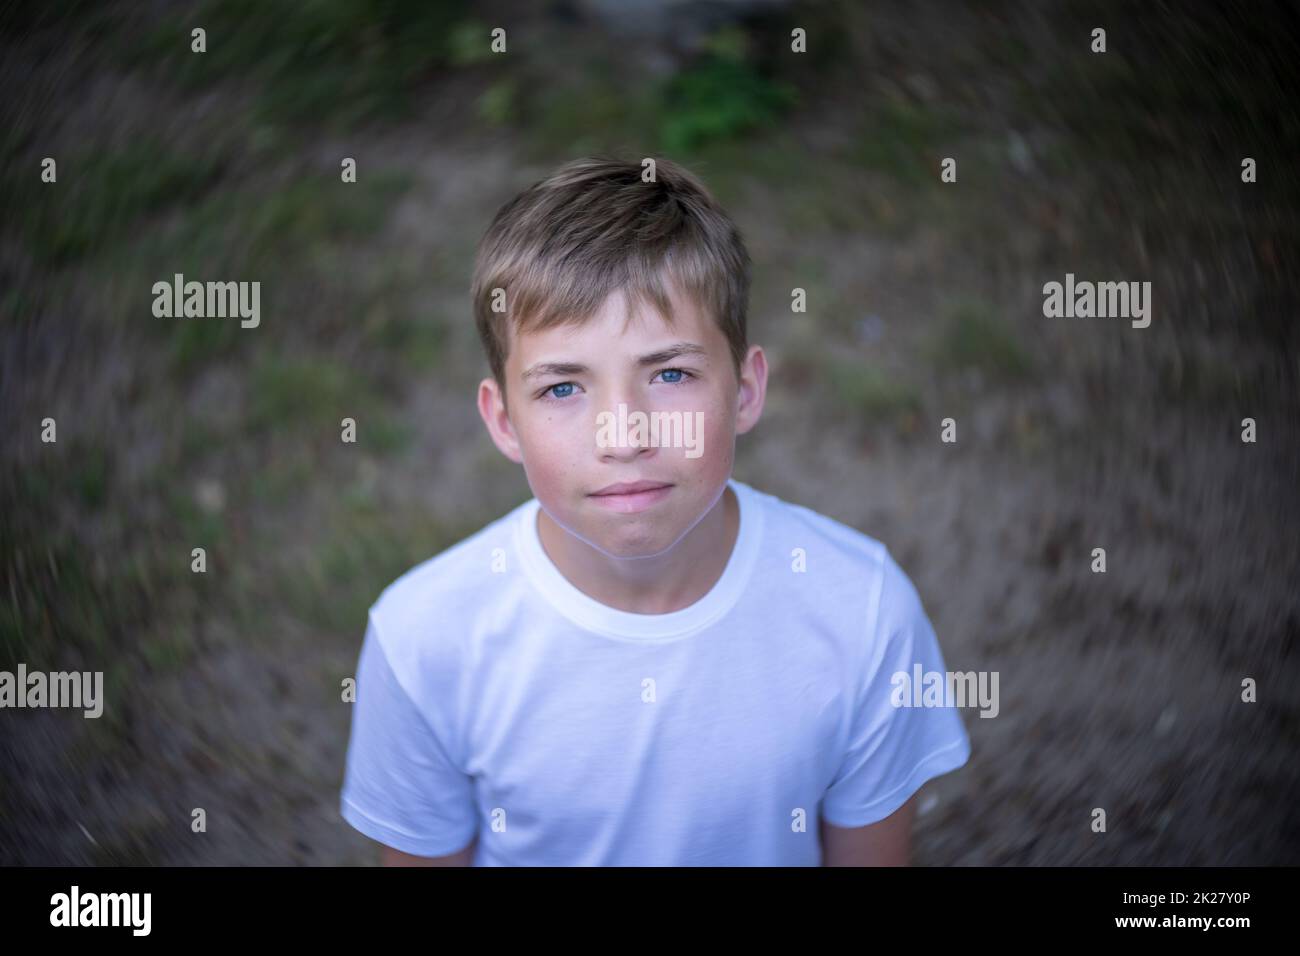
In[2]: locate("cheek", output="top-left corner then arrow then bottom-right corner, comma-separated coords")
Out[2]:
673,392 -> 735,476
702,388 -> 737,438
516,410 -> 584,478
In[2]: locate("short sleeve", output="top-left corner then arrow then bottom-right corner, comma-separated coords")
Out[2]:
821,550 -> 972,827
339,614 -> 479,857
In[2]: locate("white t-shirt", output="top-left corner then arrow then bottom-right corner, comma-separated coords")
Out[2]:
340,478 -> 971,866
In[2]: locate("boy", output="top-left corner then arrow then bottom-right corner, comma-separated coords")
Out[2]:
339,156 -> 971,866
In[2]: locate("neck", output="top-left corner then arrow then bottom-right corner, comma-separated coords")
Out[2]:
536,484 -> 739,614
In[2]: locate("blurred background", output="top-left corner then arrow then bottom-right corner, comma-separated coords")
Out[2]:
1,0 -> 1298,865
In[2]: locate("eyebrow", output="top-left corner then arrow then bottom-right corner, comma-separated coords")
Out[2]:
520,342 -> 709,381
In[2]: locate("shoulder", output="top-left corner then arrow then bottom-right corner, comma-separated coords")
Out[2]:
738,479 -> 929,642
367,500 -> 530,665
739,479 -> 895,584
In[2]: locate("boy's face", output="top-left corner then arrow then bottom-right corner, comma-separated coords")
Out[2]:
478,282 -> 766,559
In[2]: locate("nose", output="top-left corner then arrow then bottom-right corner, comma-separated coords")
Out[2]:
594,397 -> 658,463
600,441 -> 656,464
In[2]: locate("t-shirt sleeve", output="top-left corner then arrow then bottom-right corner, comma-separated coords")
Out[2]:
339,613 -> 479,858
821,549 -> 972,828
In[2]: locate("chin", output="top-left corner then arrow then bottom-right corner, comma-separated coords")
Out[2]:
585,524 -> 678,560
580,504 -> 702,557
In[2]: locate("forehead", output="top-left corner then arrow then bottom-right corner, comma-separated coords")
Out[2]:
507,283 -> 723,363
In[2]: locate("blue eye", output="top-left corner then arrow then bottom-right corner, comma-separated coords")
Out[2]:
657,368 -> 691,384
547,382 -> 575,399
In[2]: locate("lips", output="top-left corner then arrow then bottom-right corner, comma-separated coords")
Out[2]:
586,480 -> 674,514
589,480 -> 674,497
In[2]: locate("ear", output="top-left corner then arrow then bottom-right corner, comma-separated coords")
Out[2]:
734,345 -> 768,436
477,376 -> 524,464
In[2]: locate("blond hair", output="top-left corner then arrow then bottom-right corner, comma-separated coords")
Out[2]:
471,155 -> 751,396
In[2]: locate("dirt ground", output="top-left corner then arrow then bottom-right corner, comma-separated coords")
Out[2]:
2,0 -> 1298,865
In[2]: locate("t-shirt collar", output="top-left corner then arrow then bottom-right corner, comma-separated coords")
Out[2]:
514,478 -> 763,641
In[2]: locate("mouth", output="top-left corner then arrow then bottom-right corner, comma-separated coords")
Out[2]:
587,480 -> 674,513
